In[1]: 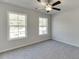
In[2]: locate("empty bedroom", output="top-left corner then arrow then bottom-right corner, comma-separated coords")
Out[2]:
0,0 -> 79,59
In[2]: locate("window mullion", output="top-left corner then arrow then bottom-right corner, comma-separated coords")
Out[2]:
17,15 -> 19,38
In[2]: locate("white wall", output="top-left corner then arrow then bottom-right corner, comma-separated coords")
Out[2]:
52,7 -> 79,47
0,3 -> 51,53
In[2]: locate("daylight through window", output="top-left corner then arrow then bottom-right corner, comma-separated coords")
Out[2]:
9,12 -> 26,39
39,17 -> 48,35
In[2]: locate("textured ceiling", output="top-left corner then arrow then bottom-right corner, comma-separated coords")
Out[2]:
0,0 -> 79,14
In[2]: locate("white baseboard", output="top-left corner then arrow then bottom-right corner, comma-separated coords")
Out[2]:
0,39 -> 50,54
53,38 -> 79,48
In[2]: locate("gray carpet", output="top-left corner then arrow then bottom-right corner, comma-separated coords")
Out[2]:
0,40 -> 79,59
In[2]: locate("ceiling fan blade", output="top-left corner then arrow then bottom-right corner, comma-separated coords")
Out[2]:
35,7 -> 45,10
53,7 -> 61,11
52,1 -> 61,6
48,0 -> 51,3
37,0 -> 41,2
46,11 -> 50,13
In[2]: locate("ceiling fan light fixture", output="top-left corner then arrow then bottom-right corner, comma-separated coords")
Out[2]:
45,4 -> 52,11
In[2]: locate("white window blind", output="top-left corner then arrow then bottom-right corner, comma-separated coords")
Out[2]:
9,12 -> 26,39
39,17 -> 48,35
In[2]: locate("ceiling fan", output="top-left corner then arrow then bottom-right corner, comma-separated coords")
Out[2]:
36,0 -> 61,12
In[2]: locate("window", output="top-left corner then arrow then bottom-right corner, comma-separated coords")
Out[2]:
9,12 -> 26,40
39,17 -> 48,35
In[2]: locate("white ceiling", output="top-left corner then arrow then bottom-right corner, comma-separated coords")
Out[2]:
0,0 -> 79,14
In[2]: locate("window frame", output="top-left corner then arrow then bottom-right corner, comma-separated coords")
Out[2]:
8,12 -> 27,40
